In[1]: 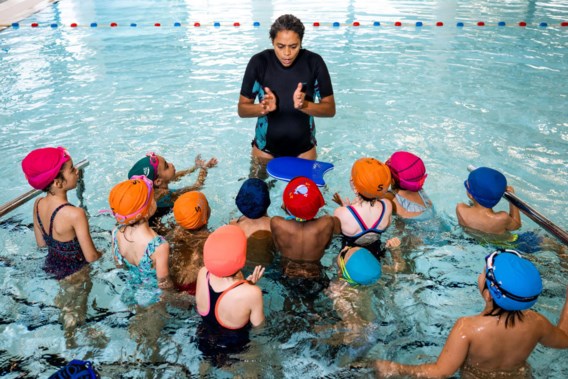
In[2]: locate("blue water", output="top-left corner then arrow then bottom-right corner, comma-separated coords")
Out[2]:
1,0 -> 567,377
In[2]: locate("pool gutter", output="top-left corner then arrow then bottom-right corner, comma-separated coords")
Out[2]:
0,0 -> 57,30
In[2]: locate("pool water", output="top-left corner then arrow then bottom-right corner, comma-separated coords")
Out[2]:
1,0 -> 567,377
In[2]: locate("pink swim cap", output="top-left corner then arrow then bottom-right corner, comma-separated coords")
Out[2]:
21,147 -> 70,190
386,151 -> 427,192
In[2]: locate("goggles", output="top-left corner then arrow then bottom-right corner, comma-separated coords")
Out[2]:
485,249 -> 540,303
146,152 -> 159,179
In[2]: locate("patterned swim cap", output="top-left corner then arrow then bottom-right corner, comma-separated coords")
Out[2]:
283,176 -> 324,221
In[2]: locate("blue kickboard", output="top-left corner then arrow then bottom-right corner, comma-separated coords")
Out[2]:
266,157 -> 334,187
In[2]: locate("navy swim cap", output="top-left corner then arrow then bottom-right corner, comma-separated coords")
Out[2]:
235,178 -> 270,219
465,167 -> 506,208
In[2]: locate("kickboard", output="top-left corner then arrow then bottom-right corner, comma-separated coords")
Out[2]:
266,157 -> 334,187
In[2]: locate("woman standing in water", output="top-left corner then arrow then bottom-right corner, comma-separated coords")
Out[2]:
238,14 -> 335,162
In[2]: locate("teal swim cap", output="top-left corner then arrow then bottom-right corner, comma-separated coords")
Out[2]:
344,248 -> 382,285
485,249 -> 542,311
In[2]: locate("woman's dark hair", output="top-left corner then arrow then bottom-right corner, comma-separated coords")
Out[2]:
483,282 -> 524,328
269,14 -> 305,42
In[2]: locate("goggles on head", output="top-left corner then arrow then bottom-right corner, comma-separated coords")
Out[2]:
485,249 -> 540,303
146,152 -> 159,179
112,175 -> 154,224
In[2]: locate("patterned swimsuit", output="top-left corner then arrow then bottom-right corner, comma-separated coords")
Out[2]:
37,201 -> 87,280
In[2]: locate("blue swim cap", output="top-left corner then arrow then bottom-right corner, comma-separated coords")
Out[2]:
345,248 -> 382,285
235,178 -> 270,219
465,167 -> 506,208
485,250 -> 542,311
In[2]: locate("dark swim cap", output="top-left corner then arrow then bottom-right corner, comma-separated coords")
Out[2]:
465,167 -> 506,208
236,178 -> 271,219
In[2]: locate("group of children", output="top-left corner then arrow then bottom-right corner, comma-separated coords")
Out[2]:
21,146 -> 568,378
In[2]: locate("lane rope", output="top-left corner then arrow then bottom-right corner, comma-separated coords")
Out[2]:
2,20 -> 568,29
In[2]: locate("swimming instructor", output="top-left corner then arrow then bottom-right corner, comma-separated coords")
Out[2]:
238,14 -> 336,160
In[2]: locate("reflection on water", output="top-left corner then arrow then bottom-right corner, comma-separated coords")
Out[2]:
1,0 -> 568,377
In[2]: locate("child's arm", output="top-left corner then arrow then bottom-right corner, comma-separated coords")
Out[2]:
170,158 -> 218,202
249,285 -> 266,327
505,186 -> 522,231
153,242 -> 173,289
539,286 -> 568,348
375,317 -> 470,378
71,207 -> 101,262
32,198 -> 46,247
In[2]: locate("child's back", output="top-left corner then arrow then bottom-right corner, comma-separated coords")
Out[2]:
109,176 -> 171,289
230,178 -> 275,265
168,191 -> 211,294
271,177 -> 337,268
456,167 -> 521,235
386,151 -> 432,220
22,147 -> 101,280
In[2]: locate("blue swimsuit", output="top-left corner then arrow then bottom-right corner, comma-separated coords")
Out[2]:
342,200 -> 387,258
36,201 -> 87,280
112,227 -> 166,281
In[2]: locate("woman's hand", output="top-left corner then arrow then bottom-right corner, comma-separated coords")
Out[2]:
260,87 -> 277,114
293,82 -> 306,109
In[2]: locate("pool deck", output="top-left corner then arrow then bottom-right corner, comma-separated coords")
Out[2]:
0,0 -> 55,29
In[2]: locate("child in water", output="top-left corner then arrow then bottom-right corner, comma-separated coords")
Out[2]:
22,147 -> 101,280
109,176 -> 172,290
374,249 -> 568,378
230,178 -> 275,266
195,225 -> 265,366
333,158 -> 401,259
386,151 -> 433,220
128,153 -> 217,225
168,191 -> 211,295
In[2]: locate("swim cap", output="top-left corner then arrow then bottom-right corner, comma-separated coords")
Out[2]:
351,158 -> 391,199
485,249 -> 542,311
344,248 -> 382,285
173,191 -> 209,230
128,152 -> 160,181
465,167 -> 506,208
386,151 -> 427,192
236,178 -> 271,219
283,176 -> 324,221
204,225 -> 247,277
21,147 -> 70,190
109,175 -> 154,225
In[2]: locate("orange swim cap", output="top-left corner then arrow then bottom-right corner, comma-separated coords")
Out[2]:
351,158 -> 391,199
204,225 -> 247,277
173,191 -> 210,230
109,175 -> 154,225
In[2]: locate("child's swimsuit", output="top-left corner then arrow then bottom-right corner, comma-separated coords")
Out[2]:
196,273 -> 252,366
112,227 -> 167,279
36,201 -> 87,280
341,200 -> 387,258
460,362 -> 531,379
198,272 -> 249,330
394,190 -> 434,220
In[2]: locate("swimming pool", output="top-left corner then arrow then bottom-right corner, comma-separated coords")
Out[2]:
1,0 -> 567,377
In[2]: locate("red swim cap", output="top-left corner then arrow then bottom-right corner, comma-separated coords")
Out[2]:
282,176 -> 324,221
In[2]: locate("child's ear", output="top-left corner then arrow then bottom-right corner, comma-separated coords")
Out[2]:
154,178 -> 163,187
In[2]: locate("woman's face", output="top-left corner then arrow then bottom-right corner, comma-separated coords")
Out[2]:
272,30 -> 301,67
